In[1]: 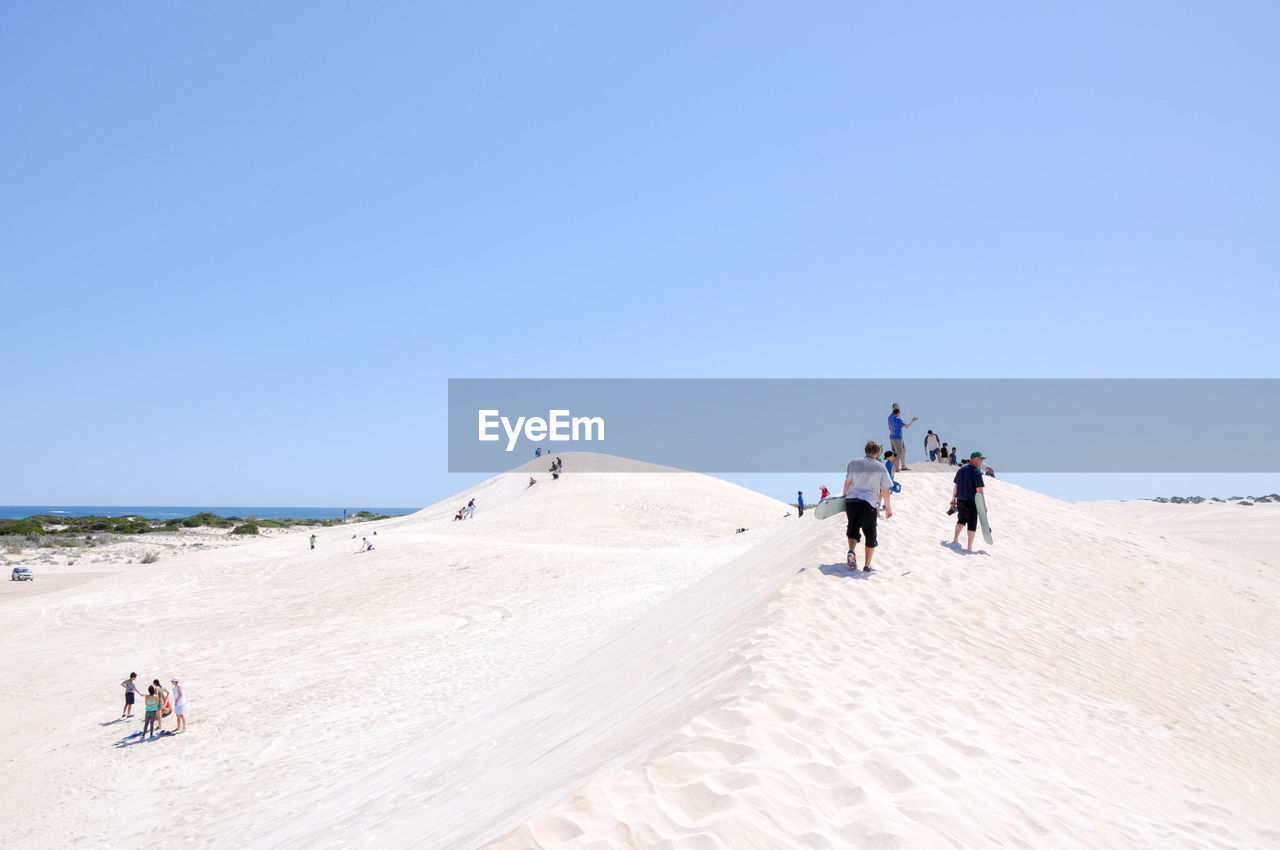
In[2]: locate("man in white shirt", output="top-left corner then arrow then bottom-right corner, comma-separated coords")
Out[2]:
842,440 -> 894,573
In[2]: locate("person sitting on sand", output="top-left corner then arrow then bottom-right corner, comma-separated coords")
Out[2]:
360,537 -> 374,552
153,679 -> 171,728
528,477 -> 537,488
454,507 -> 466,521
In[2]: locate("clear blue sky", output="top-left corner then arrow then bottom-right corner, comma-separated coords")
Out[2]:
4,2 -> 1277,506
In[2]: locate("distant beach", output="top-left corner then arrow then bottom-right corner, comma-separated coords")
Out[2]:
0,506 -> 419,521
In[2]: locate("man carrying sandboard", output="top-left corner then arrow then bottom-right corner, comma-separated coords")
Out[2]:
842,440 -> 894,573
950,450 -> 991,550
815,496 -> 846,519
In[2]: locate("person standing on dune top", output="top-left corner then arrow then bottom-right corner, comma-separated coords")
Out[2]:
925,429 -> 941,462
842,440 -> 894,573
888,403 -> 918,473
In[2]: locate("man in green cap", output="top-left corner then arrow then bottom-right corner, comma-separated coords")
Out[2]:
950,451 -> 987,551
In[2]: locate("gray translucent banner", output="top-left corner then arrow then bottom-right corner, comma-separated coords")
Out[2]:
448,379 -> 1280,473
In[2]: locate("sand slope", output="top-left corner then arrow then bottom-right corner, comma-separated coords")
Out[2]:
1078,499 -> 1280,571
0,454 -> 792,847
2,456 -> 1277,849
489,464 -> 1280,849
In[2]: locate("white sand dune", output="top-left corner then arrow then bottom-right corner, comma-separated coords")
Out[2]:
1078,498 -> 1280,571
2,455 -> 1277,849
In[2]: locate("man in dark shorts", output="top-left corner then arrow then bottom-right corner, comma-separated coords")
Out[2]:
121,672 -> 140,719
842,440 -> 894,572
950,451 -> 987,551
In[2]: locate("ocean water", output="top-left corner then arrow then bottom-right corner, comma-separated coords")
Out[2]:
0,506 -> 419,521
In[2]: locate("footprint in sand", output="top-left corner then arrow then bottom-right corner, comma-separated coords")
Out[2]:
861,752 -> 915,793
940,736 -> 990,759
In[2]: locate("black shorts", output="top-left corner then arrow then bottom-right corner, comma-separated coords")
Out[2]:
956,499 -> 978,531
125,691 -> 134,705
844,498 -> 879,548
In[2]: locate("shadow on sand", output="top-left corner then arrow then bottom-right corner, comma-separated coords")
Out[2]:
114,730 -> 148,747
939,540 -> 989,556
114,730 -> 175,748
816,563 -> 875,580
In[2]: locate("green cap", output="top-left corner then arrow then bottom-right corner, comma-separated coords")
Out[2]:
970,451 -> 985,459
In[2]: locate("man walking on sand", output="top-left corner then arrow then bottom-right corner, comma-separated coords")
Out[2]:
950,451 -> 987,551
842,440 -> 894,573
888,403 -> 919,473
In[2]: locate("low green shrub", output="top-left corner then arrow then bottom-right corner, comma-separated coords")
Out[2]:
0,518 -> 44,536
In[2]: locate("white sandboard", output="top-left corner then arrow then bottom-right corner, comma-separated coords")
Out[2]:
814,497 -> 846,520
975,491 -> 993,544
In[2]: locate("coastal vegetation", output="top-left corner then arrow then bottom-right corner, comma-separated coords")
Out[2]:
1149,494 -> 1278,504
0,511 -> 398,537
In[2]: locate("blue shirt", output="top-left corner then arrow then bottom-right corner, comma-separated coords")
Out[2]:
953,464 -> 985,501
888,414 -> 905,439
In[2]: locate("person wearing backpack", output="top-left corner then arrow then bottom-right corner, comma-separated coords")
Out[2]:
925,430 -> 941,462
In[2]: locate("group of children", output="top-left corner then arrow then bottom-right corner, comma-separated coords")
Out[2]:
923,430 -> 961,466
529,456 -> 565,487
120,672 -> 186,739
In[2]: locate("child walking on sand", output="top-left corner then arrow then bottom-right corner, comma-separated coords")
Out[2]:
121,672 -> 140,718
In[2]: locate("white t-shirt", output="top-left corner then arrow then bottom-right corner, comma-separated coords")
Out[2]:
844,457 -> 893,508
